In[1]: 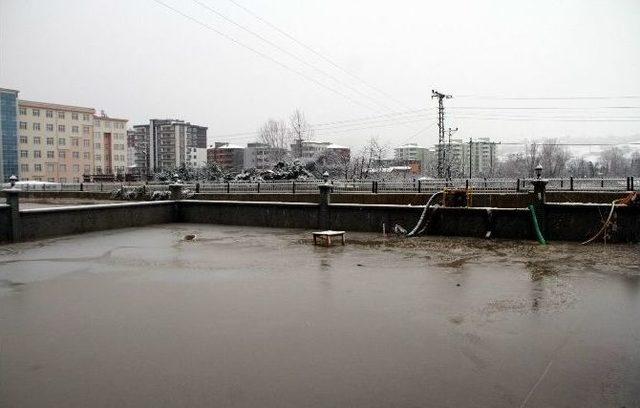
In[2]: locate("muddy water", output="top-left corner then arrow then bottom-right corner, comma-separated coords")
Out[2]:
0,224 -> 638,408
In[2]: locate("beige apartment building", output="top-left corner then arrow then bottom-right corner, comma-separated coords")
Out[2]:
92,111 -> 128,176
17,100 -> 128,182
18,100 -> 96,183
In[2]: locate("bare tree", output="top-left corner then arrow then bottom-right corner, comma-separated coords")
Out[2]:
257,119 -> 291,163
599,147 -> 629,177
361,136 -> 389,179
539,138 -> 571,177
289,109 -> 314,158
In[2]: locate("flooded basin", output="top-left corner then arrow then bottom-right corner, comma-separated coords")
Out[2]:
0,224 -> 639,407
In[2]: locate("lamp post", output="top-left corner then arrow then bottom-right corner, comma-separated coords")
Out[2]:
9,174 -> 17,188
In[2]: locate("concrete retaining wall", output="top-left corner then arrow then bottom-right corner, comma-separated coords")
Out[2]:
1,196 -> 638,243
18,201 -> 175,241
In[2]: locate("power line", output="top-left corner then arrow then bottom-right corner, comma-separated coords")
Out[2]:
456,95 -> 640,100
151,0 -> 381,113
432,89 -> 452,178
191,0 -> 396,113
224,0 -> 410,111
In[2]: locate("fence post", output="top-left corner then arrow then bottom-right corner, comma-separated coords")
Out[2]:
195,182 -> 200,193
560,179 -> 564,189
80,182 -> 84,192
570,176 -> 574,191
100,182 -> 103,192
3,186 -> 21,242
601,178 -> 604,188
516,178 -> 520,192
292,181 -> 296,195
257,182 -> 260,194
226,181 -> 230,194
465,179 -> 469,190
371,181 -> 375,193
418,180 -> 422,193
631,176 -> 635,191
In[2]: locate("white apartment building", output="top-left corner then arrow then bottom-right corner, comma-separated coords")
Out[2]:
438,137 -> 497,177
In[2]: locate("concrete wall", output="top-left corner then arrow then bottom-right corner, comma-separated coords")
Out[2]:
18,202 -> 175,241
1,196 -> 638,243
179,200 -> 318,229
0,204 -> 10,243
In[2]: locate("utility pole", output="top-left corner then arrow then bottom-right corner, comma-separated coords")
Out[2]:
446,127 -> 458,179
431,90 -> 452,178
468,137 -> 473,179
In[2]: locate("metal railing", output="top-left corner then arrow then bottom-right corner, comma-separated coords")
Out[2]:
10,177 -> 636,194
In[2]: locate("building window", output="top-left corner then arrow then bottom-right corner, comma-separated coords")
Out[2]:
46,110 -> 53,118
48,178 -> 55,182
35,164 -> 42,172
19,107 -> 27,115
47,164 -> 55,172
59,151 -> 66,158
59,165 -> 67,173
83,139 -> 90,147
95,154 -> 102,161
34,136 -> 41,144
33,123 -> 41,131
72,138 -> 79,146
20,150 -> 28,158
72,112 -> 79,120
20,122 -> 27,130
47,151 -> 54,158
32,109 -> 40,117
73,164 -> 80,172
58,125 -> 65,132
83,126 -> 90,134
72,151 -> 79,159
20,136 -> 27,144
72,126 -> 79,133
46,137 -> 54,145
94,143 -> 101,149
83,152 -> 90,159
95,166 -> 102,174
58,111 -> 65,119
58,138 -> 66,145
84,165 -> 90,174
21,164 -> 29,172
46,124 -> 54,132
60,177 -> 67,183
73,177 -> 80,183
34,150 -> 41,158
83,114 -> 90,121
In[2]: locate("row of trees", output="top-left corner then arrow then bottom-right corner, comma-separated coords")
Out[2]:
495,139 -> 640,178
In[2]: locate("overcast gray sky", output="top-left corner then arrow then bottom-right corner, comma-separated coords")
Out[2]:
2,0 -> 639,150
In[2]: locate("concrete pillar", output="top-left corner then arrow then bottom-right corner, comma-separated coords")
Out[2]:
169,184 -> 183,200
318,184 -> 333,230
4,188 -> 21,242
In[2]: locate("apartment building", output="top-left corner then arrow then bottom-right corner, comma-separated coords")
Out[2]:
92,111 -> 128,176
437,137 -> 497,177
129,119 -> 208,176
289,140 -> 351,162
244,142 -> 287,169
393,143 -> 433,175
208,142 -> 245,172
0,88 -> 19,182
17,100 -> 96,183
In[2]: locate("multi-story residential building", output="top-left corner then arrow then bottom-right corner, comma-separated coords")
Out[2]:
290,140 -> 351,162
92,111 -> 128,177
17,100 -> 96,183
0,88 -> 19,182
437,137 -> 497,177
244,142 -> 287,169
208,142 -> 245,172
130,119 -> 208,176
394,143 -> 433,175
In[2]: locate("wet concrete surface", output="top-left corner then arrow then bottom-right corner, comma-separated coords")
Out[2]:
17,199 -> 123,209
0,224 -> 638,408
